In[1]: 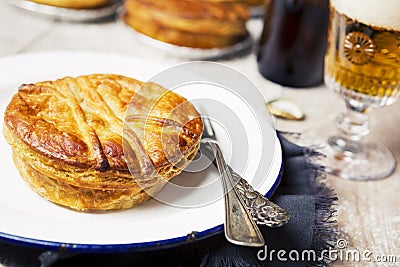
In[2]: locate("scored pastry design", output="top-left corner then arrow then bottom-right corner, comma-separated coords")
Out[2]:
3,74 -> 203,211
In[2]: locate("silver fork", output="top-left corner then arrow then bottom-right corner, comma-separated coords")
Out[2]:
200,111 -> 291,246
201,112 -> 265,247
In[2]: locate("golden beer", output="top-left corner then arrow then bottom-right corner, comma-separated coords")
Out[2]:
325,0 -> 400,107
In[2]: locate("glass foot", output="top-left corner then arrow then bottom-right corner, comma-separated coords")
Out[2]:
320,137 -> 396,180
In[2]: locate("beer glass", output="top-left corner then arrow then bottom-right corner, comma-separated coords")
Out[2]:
323,0 -> 400,180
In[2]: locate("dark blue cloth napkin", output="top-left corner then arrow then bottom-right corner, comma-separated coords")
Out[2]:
0,134 -> 337,267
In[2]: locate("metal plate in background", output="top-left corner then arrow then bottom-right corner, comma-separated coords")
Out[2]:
121,20 -> 254,60
8,0 -> 121,22
250,5 -> 265,18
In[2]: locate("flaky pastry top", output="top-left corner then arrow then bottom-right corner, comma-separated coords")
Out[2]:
125,0 -> 249,22
4,74 -> 203,176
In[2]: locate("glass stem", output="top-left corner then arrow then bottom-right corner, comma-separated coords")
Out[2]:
336,100 -> 370,141
328,100 -> 370,158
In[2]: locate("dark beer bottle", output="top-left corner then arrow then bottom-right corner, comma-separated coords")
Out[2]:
257,0 -> 329,88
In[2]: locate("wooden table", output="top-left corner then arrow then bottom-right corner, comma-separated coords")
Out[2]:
1,2 -> 399,266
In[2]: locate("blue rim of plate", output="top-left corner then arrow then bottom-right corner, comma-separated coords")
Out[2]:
0,144 -> 283,253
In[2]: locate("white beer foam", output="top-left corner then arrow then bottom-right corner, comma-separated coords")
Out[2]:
331,0 -> 400,31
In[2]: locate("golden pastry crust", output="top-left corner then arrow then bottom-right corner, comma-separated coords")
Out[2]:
125,0 -> 249,21
124,0 -> 248,36
242,0 -> 266,6
123,14 -> 246,49
4,74 -> 203,211
187,0 -> 265,7
200,0 -> 266,6
123,0 -> 249,48
29,0 -> 111,9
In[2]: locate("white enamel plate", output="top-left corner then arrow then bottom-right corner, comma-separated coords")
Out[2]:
0,52 -> 281,252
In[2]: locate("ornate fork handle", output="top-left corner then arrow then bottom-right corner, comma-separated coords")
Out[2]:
206,141 -> 265,247
230,170 -> 290,227
201,144 -> 290,227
